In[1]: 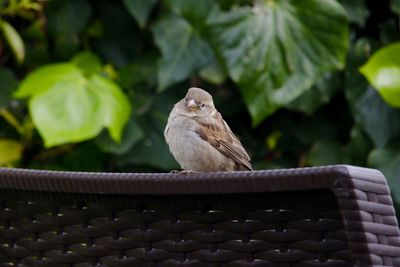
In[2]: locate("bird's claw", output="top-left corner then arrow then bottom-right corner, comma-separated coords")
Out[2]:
180,169 -> 199,174
169,169 -> 199,174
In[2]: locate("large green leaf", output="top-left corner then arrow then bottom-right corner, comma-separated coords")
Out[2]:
287,72 -> 340,114
0,20 -> 25,64
14,58 -> 131,147
152,14 -> 214,91
338,0 -> 369,27
166,2 -> 227,87
28,74 -> 103,147
87,74 -> 131,142
122,0 -> 157,29
359,43 -> 400,107
166,0 -> 218,26
14,63 -> 82,98
210,0 -> 349,125
356,87 -> 400,148
369,148 -> 400,201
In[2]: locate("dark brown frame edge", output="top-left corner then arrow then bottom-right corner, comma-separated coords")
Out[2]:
0,164 -> 399,266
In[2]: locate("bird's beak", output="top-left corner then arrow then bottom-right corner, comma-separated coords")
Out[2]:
186,99 -> 197,110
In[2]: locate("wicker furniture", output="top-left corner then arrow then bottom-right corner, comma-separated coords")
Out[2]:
0,165 -> 399,266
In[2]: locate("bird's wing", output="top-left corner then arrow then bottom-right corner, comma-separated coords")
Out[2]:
195,112 -> 252,170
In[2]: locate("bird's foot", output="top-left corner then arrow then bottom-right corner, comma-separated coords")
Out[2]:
169,169 -> 199,174
180,169 -> 199,174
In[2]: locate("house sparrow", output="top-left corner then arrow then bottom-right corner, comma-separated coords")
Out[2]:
164,87 -> 252,172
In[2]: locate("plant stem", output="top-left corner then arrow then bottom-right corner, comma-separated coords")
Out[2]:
0,108 -> 23,133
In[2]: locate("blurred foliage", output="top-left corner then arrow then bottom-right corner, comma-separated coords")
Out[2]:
0,0 -> 40,63
1,0 -> 400,206
360,43 -> 400,107
14,52 -> 131,147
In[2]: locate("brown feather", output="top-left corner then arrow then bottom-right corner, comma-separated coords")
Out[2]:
195,112 -> 252,171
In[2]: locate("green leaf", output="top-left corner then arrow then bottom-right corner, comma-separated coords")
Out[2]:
166,0 -> 218,26
122,0 -> 157,29
28,71 -> 103,147
287,72 -> 340,114
306,140 -> 342,166
368,148 -> 400,201
338,0 -> 369,27
15,63 -> 131,147
356,87 -> 400,148
71,51 -> 102,76
360,43 -> 400,107
87,74 -> 131,142
0,139 -> 23,166
210,0 -> 349,125
0,20 -> 25,64
0,68 -> 17,108
152,14 -> 214,91
217,0 -> 246,10
14,63 -> 82,98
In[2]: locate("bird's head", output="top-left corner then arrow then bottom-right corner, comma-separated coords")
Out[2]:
183,87 -> 215,114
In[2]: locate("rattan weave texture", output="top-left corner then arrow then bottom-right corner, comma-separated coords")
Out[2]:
0,165 -> 398,267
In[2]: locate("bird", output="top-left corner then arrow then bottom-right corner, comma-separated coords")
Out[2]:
164,87 -> 252,172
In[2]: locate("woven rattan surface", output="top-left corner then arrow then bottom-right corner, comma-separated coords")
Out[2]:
0,165 -> 399,267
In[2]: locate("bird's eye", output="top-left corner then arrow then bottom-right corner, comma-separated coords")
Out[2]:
200,103 -> 206,108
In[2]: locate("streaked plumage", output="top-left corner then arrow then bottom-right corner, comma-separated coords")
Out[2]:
164,87 -> 252,172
